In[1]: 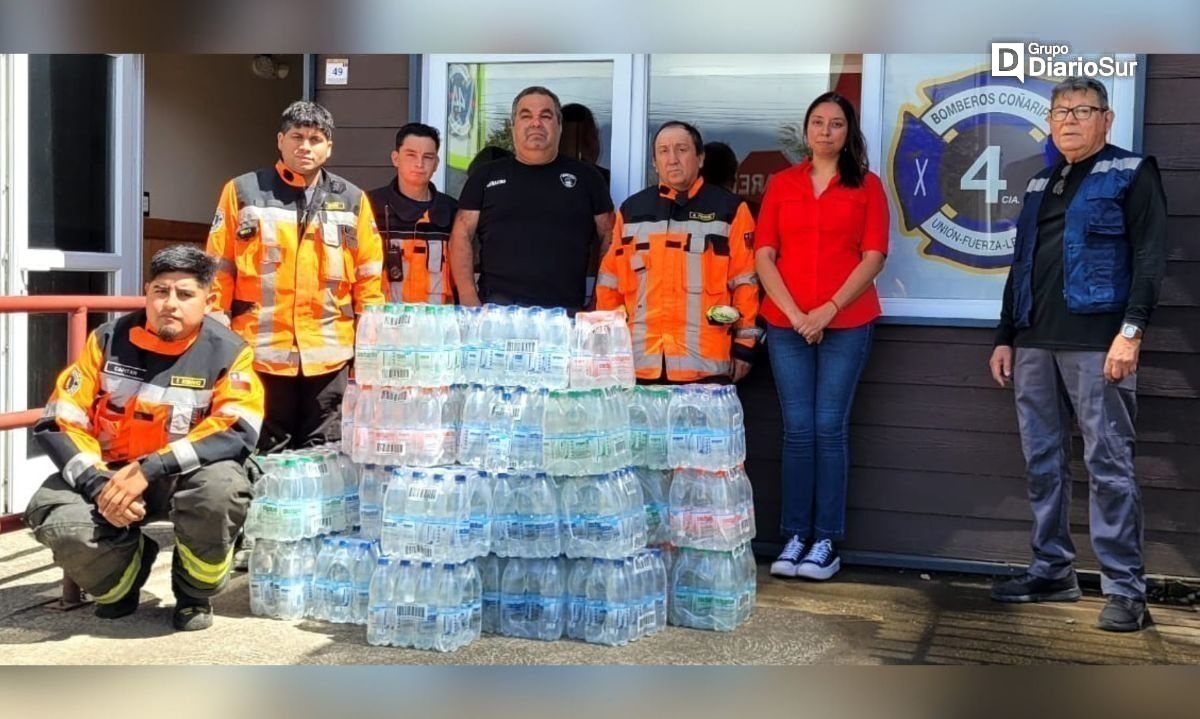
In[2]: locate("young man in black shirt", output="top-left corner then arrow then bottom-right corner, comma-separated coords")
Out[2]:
989,77 -> 1167,632
449,86 -> 614,312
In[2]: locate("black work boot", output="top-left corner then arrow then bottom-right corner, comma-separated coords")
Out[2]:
1097,595 -> 1151,632
94,536 -> 160,619
172,578 -> 214,631
990,570 -> 1082,603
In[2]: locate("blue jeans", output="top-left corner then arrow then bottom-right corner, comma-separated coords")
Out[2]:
766,323 -> 873,542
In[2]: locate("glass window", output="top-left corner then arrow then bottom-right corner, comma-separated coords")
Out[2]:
647,54 -> 862,210
872,54 -> 1137,320
25,271 -> 111,456
27,54 -> 115,253
441,60 -> 615,198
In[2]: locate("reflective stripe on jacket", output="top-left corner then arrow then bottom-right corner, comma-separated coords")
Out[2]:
33,311 -> 266,496
596,178 -> 761,382
207,161 -> 385,376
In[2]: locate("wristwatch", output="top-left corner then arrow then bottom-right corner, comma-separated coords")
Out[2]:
1120,322 -> 1144,340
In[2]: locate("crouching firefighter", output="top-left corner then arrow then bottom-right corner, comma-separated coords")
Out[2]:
24,245 -> 265,631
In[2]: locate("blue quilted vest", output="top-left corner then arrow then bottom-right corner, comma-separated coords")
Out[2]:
1011,144 -> 1143,328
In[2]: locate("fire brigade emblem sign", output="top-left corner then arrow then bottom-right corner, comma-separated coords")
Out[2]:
447,64 -> 476,138
889,69 -> 1060,270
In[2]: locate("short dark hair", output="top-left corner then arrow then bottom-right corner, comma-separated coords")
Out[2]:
280,100 -> 335,139
511,86 -> 563,124
701,141 -> 739,189
803,92 -> 868,188
395,122 -> 441,151
654,121 -> 704,155
148,245 -> 216,287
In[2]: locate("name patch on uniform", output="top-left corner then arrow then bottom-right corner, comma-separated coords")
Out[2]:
325,200 -> 346,210
63,367 -> 83,394
486,179 -> 507,189
170,375 -> 207,389
103,360 -> 145,380
690,211 -> 716,221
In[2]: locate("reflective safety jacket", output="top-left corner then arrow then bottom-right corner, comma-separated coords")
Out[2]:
207,161 -> 385,377
34,311 -> 266,499
597,178 -> 762,382
368,180 -> 458,304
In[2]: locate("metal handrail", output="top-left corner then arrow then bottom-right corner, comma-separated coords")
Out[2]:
0,294 -> 145,608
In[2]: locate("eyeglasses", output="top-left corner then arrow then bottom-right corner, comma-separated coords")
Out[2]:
1047,105 -> 1108,122
1051,163 -> 1072,196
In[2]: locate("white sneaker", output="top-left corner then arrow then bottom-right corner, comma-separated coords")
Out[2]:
795,539 -> 840,580
770,535 -> 807,578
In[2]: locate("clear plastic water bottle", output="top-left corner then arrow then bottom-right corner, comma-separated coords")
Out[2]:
710,550 -> 740,631
437,304 -> 462,386
248,538 -> 277,617
511,387 -> 547,472
530,556 -> 566,641
300,537 -> 318,618
535,307 -> 571,390
504,306 -> 536,387
649,548 -> 668,633
457,306 -> 484,383
325,539 -> 355,623
484,387 -> 515,472
478,304 -> 510,386
467,470 -> 492,560
351,386 -> 377,464
528,473 -> 562,558
367,556 -> 395,646
358,464 -> 384,542
336,454 -> 361,532
341,380 -> 360,456
636,467 -> 672,546
355,304 -> 384,386
435,562 -> 463,652
480,553 -> 506,635
462,560 -> 483,644
392,559 -> 419,648
565,558 -> 590,640
351,540 -> 378,625
310,537 -> 336,621
457,384 -> 490,469
499,556 -> 528,639
274,541 -> 306,620
415,561 -> 440,650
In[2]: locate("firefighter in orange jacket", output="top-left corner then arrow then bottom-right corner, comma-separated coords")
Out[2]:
368,122 -> 458,304
24,246 -> 265,632
597,121 -> 761,383
206,100 -> 384,451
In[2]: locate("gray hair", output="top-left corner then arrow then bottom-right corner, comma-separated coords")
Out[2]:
1050,77 -> 1110,108
510,86 -> 563,125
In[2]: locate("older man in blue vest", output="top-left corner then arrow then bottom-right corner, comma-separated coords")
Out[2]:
988,77 -> 1167,632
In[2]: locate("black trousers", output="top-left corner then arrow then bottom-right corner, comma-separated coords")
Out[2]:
258,363 -> 349,452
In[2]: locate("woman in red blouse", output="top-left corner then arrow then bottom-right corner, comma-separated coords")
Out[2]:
755,92 -> 889,581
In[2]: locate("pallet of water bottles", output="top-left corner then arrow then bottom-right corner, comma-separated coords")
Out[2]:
353,303 -> 636,390
340,382 -> 748,475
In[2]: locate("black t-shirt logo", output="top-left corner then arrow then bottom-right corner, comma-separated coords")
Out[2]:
559,173 -> 577,188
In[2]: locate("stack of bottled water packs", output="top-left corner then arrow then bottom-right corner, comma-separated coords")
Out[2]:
664,385 -> 757,632
345,303 -> 668,648
244,446 -> 380,624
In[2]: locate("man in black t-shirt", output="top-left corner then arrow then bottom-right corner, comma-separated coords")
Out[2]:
449,86 -> 615,311
988,78 -> 1167,632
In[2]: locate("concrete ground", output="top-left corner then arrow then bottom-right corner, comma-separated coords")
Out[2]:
2,525 -> 1199,665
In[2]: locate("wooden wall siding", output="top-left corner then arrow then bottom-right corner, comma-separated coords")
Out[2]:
747,55 -> 1200,579
314,54 -> 411,194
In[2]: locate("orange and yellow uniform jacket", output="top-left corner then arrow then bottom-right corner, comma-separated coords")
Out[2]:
206,161 -> 385,377
33,311 -> 265,498
597,178 -> 761,382
368,180 -> 458,304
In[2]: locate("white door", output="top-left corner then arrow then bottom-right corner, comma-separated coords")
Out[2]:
1,54 -> 144,514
